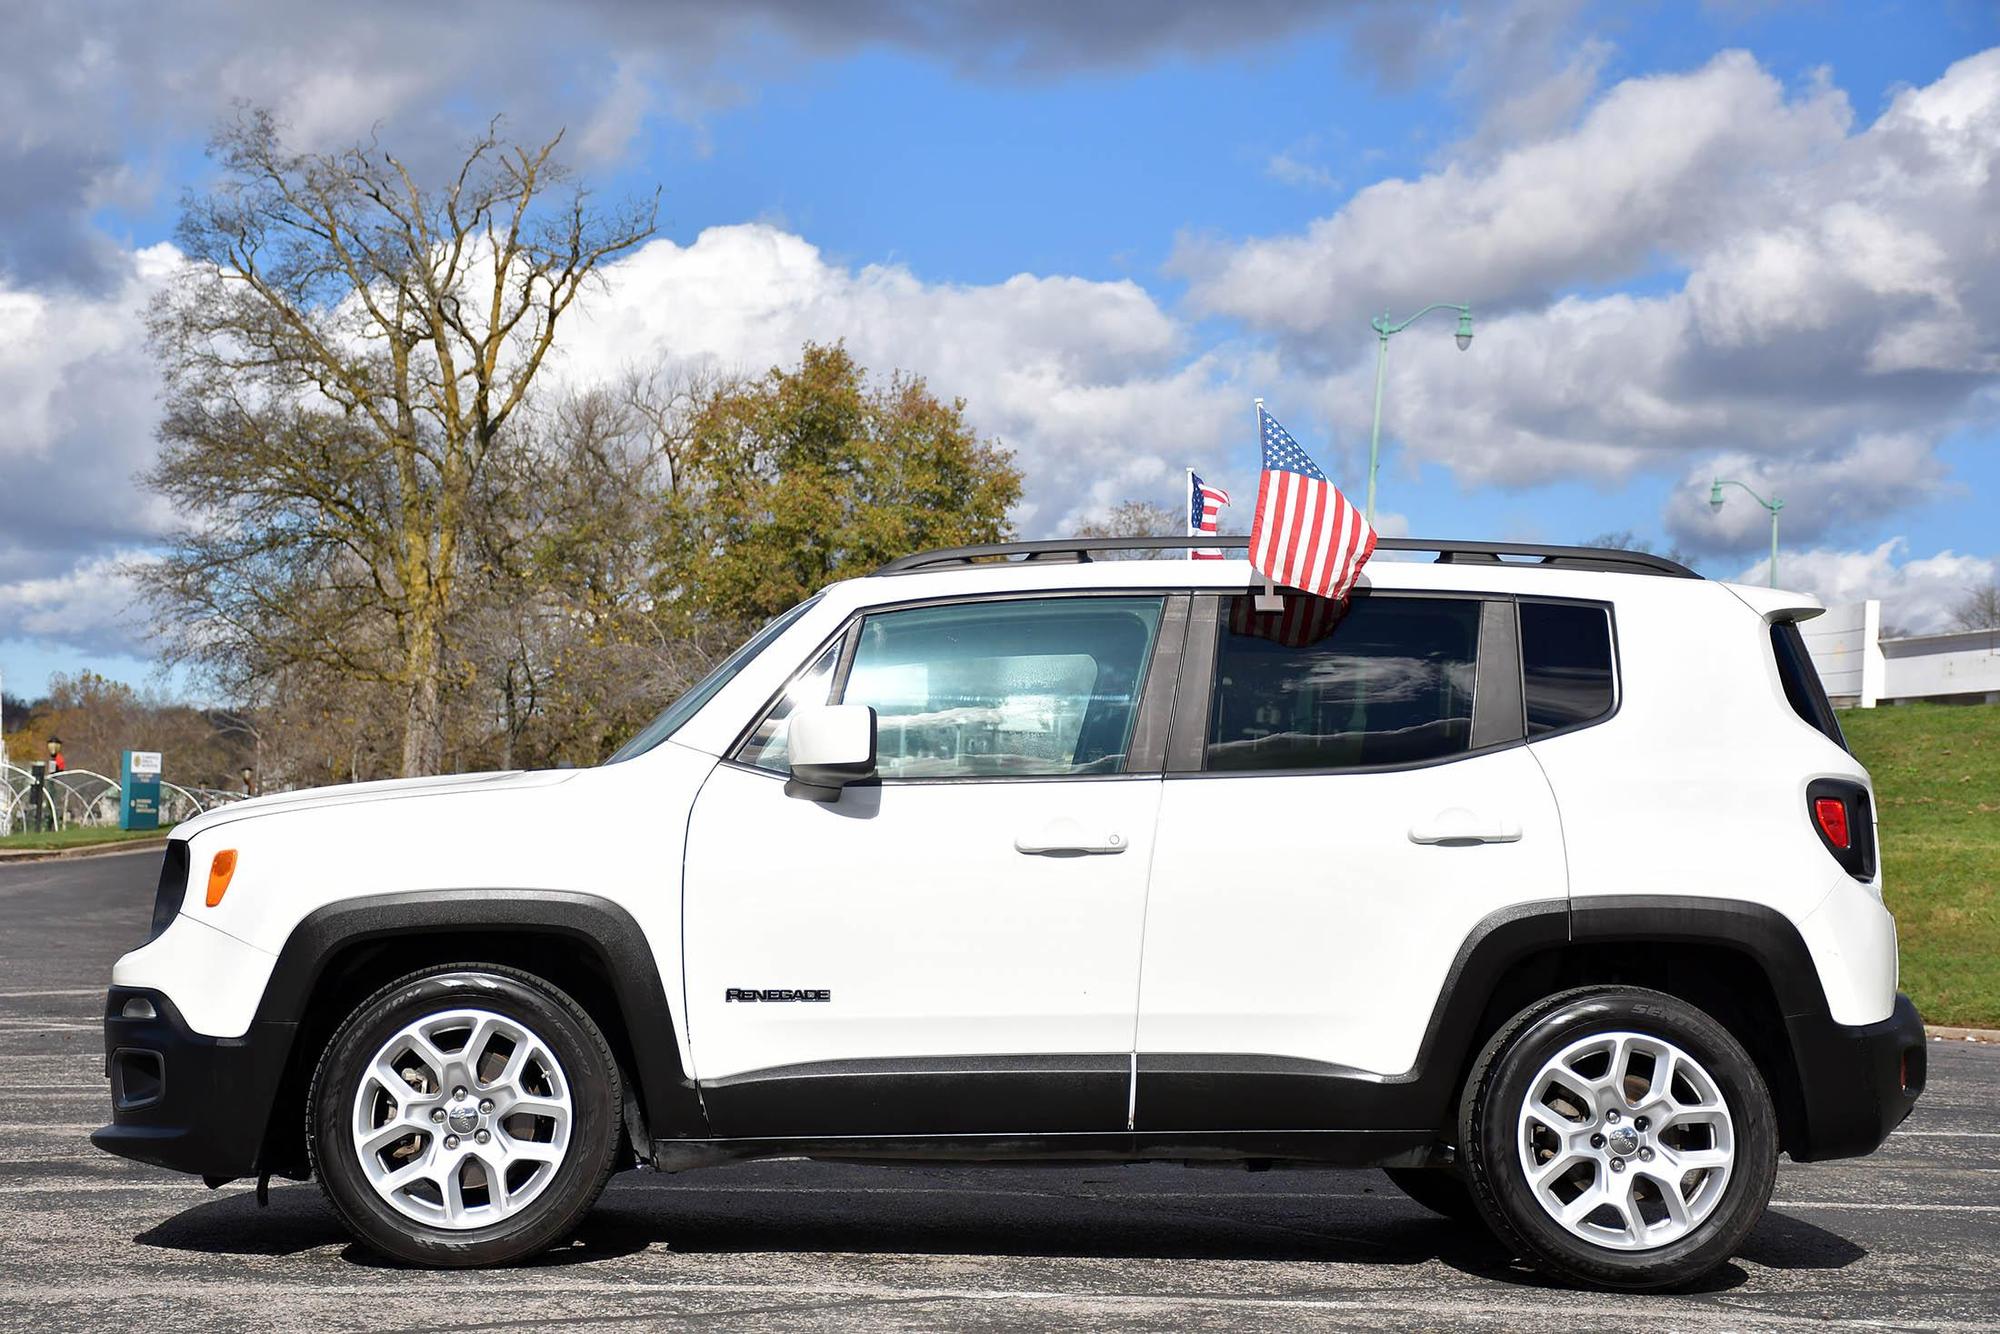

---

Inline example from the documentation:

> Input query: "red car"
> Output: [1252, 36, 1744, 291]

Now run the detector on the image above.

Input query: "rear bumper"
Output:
[1785, 991, 1926, 1162]
[90, 986, 295, 1181]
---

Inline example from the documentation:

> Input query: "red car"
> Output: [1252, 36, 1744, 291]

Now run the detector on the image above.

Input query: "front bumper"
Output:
[1785, 991, 1927, 1162]
[90, 986, 296, 1181]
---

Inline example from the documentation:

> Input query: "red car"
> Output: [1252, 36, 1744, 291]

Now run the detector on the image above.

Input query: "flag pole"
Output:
[1251, 398, 1283, 612]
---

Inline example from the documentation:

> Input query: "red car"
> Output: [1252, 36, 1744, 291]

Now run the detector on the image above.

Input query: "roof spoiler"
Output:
[1726, 583, 1825, 624]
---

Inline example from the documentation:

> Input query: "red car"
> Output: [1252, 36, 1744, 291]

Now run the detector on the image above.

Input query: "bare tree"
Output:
[1949, 581, 2000, 632]
[141, 109, 656, 776]
[1581, 530, 1702, 572]
[1076, 499, 1184, 558]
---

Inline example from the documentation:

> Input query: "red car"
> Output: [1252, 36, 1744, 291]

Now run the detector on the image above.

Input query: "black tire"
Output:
[308, 964, 622, 1267]
[1383, 1167, 1481, 1226]
[1458, 986, 1777, 1291]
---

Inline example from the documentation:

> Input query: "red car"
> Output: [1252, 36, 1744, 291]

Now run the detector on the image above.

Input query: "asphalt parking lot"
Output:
[2, 848, 1996, 1331]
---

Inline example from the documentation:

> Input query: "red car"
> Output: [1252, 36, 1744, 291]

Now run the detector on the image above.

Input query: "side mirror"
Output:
[786, 704, 877, 801]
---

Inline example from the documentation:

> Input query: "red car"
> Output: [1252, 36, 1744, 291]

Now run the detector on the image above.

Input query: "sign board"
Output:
[121, 751, 163, 831]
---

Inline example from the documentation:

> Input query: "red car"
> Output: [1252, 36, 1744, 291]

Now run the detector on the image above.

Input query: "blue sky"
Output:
[4, 0, 1999, 699]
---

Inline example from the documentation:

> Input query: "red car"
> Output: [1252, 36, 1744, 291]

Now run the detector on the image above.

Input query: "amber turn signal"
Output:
[206, 849, 238, 907]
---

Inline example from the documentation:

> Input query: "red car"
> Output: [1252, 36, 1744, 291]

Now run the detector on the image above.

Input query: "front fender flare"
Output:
[259, 889, 708, 1143]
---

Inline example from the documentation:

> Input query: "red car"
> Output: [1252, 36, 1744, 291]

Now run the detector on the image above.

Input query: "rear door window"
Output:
[1205, 594, 1480, 771]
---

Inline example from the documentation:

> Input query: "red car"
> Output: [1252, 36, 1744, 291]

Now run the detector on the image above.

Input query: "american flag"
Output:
[1187, 469, 1230, 560]
[1227, 591, 1349, 648]
[1248, 404, 1376, 600]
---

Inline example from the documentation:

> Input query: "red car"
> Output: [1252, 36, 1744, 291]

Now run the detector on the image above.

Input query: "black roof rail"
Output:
[873, 535, 1700, 579]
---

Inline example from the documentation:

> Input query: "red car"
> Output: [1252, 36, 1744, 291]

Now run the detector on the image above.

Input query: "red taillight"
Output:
[1814, 797, 1850, 849]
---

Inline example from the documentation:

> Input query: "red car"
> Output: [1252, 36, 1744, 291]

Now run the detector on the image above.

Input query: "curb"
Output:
[0, 837, 171, 864]
[1926, 1025, 2000, 1044]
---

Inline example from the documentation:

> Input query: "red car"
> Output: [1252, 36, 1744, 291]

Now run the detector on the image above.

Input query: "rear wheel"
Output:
[1459, 986, 1777, 1290]
[308, 965, 622, 1266]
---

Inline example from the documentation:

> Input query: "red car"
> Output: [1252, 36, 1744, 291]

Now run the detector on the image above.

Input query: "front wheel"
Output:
[1458, 986, 1778, 1290]
[308, 965, 623, 1266]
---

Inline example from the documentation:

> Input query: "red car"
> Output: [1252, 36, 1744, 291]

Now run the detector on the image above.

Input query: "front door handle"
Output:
[1409, 808, 1522, 845]
[1015, 817, 1128, 856]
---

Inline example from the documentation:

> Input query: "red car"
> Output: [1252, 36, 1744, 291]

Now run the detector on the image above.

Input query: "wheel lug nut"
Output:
[430, 1108, 445, 1123]
[453, 1087, 467, 1100]
[479, 1099, 494, 1114]
[1635, 1116, 1649, 1131]
[475, 1129, 490, 1144]
[1639, 1147, 1654, 1161]
[1610, 1157, 1626, 1173]
[1605, 1109, 1620, 1123]
[444, 1134, 459, 1149]
[1590, 1133, 1606, 1149]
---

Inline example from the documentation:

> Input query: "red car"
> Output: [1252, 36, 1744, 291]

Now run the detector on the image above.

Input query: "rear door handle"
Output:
[1015, 817, 1128, 856]
[1408, 808, 1522, 845]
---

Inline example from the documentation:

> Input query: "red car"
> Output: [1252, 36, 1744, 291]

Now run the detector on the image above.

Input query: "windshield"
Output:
[604, 596, 823, 763]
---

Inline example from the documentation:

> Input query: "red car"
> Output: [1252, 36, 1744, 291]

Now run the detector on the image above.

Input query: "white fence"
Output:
[1806, 602, 2000, 708]
[1, 761, 248, 835]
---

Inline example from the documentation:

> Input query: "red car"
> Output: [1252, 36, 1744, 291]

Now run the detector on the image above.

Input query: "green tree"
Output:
[663, 343, 1022, 628]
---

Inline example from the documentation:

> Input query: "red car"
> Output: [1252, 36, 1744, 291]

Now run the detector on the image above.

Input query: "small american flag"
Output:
[1249, 404, 1375, 600]
[1187, 469, 1230, 560]
[1228, 591, 1349, 648]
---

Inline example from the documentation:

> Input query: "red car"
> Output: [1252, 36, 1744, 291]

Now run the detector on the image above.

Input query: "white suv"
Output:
[95, 537, 1925, 1289]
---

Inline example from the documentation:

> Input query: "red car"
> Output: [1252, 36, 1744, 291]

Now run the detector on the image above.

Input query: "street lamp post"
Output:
[1366, 304, 1474, 524]
[1709, 477, 1784, 587]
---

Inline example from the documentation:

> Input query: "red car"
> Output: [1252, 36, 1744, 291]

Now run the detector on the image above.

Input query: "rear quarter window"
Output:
[1519, 601, 1617, 736]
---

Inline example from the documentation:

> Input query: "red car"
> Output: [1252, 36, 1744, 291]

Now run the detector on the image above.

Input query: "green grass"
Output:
[0, 825, 175, 852]
[1844, 702, 2000, 1028]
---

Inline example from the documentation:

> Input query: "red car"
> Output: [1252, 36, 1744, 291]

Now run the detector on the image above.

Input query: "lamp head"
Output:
[1454, 310, 1473, 351]
[1709, 480, 1725, 509]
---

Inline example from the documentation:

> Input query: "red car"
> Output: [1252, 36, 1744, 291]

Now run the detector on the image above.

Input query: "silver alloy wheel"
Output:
[1516, 1030, 1735, 1251]
[350, 1007, 574, 1230]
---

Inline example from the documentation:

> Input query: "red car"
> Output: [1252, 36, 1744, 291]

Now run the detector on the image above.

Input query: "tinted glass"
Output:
[605, 595, 821, 762]
[1772, 623, 1847, 749]
[737, 637, 844, 772]
[1207, 594, 1479, 771]
[1520, 601, 1616, 735]
[841, 597, 1164, 778]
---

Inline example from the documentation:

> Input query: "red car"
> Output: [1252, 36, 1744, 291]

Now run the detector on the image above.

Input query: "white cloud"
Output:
[1, 222, 1272, 662]
[1175, 51, 1853, 335]
[1266, 137, 1340, 190]
[1174, 47, 2000, 565]
[1663, 435, 1952, 554]
[1735, 539, 1996, 635]
[1, 0, 1368, 288]
[0, 552, 155, 659]
[557, 224, 1264, 530]
[0, 246, 178, 583]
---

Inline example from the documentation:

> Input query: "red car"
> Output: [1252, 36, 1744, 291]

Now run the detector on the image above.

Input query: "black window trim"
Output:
[1770, 620, 1848, 752]
[724, 624, 857, 772]
[1515, 594, 1625, 744]
[722, 588, 1189, 784]
[1169, 588, 1527, 780]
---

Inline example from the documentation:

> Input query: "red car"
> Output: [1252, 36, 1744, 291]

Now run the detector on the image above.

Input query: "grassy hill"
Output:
[1844, 702, 2000, 1028]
